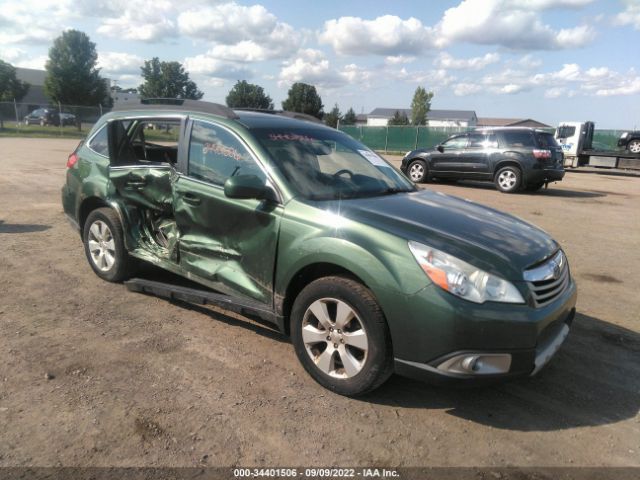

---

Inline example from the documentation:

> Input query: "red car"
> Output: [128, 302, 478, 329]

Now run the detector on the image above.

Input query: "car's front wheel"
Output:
[290, 276, 393, 396]
[407, 159, 428, 183]
[495, 165, 522, 193]
[83, 208, 134, 282]
[627, 139, 640, 154]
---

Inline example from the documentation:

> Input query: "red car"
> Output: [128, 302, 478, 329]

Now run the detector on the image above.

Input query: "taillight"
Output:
[533, 149, 551, 159]
[66, 153, 78, 168]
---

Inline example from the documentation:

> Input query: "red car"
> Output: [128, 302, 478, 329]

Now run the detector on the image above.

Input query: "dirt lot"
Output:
[1, 138, 639, 468]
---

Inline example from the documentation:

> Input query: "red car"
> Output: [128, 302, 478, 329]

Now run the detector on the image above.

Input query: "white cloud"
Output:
[478, 62, 640, 97]
[319, 15, 435, 56]
[544, 87, 566, 98]
[453, 82, 483, 96]
[435, 0, 595, 50]
[0, 0, 76, 45]
[0, 47, 26, 64]
[517, 54, 543, 69]
[183, 54, 253, 80]
[97, 1, 176, 42]
[613, 0, 640, 30]
[98, 52, 143, 75]
[177, 3, 301, 61]
[14, 55, 48, 70]
[435, 52, 500, 70]
[385, 55, 416, 65]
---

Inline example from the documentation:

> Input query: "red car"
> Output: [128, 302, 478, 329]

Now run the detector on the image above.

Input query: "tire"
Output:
[83, 208, 134, 282]
[494, 165, 522, 193]
[290, 276, 393, 396]
[627, 139, 640, 154]
[525, 182, 545, 192]
[407, 159, 428, 183]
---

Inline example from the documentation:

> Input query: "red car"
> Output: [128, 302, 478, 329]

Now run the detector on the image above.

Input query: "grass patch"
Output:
[0, 121, 88, 139]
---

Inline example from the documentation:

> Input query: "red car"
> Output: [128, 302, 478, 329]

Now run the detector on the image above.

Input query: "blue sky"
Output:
[0, 0, 638, 128]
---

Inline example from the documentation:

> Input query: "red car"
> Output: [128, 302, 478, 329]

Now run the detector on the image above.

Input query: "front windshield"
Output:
[252, 127, 415, 200]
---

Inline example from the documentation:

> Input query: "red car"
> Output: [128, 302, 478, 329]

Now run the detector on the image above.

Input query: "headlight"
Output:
[404, 151, 412, 158]
[408, 241, 525, 304]
[621, 132, 629, 138]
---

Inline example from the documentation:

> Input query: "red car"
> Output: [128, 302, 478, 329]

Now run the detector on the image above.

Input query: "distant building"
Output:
[476, 117, 550, 128]
[14, 68, 49, 116]
[367, 108, 477, 127]
[112, 90, 140, 108]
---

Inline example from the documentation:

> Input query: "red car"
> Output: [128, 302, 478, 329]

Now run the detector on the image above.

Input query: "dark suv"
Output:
[617, 131, 640, 153]
[401, 128, 565, 193]
[62, 100, 576, 395]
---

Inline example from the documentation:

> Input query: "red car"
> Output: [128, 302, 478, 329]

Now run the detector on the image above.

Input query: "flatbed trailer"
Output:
[555, 121, 640, 170]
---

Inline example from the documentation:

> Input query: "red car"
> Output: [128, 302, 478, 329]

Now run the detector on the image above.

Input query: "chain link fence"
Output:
[0, 101, 109, 137]
[338, 125, 626, 153]
[0, 102, 628, 152]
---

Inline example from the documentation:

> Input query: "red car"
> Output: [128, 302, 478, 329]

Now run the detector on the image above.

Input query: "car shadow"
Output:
[132, 263, 288, 344]
[362, 312, 639, 432]
[0, 220, 51, 233]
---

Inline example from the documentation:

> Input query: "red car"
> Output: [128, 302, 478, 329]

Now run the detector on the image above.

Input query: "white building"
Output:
[366, 108, 477, 127]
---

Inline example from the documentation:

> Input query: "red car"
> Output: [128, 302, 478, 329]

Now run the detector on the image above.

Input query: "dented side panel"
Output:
[173, 175, 283, 305]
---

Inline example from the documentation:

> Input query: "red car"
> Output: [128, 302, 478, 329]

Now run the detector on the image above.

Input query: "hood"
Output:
[319, 189, 558, 281]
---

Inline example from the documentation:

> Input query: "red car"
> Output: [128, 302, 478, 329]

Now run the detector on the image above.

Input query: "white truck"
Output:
[555, 121, 640, 170]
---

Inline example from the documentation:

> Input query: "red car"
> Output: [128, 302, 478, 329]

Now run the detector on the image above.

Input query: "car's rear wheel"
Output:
[495, 166, 522, 193]
[407, 159, 428, 183]
[83, 208, 134, 282]
[627, 139, 640, 154]
[290, 276, 393, 396]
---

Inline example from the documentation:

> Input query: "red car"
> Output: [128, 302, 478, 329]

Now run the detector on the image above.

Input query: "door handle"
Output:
[183, 193, 201, 206]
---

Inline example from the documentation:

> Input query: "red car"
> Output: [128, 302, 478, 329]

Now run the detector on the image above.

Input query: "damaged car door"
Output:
[108, 118, 183, 260]
[173, 119, 282, 304]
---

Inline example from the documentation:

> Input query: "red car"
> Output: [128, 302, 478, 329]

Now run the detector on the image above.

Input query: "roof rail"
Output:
[114, 98, 239, 119]
[234, 107, 323, 124]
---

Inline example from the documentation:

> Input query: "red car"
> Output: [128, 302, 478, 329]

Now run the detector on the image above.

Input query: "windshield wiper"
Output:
[378, 187, 412, 196]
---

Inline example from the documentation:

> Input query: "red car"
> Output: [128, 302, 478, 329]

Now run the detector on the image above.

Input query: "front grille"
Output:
[524, 251, 570, 307]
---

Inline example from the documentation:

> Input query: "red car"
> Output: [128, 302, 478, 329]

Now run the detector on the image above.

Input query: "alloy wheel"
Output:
[498, 170, 517, 190]
[628, 140, 640, 154]
[87, 220, 116, 271]
[409, 162, 425, 181]
[301, 298, 369, 378]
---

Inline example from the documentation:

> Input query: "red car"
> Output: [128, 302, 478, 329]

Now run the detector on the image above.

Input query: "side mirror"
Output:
[224, 174, 275, 201]
[436, 145, 444, 153]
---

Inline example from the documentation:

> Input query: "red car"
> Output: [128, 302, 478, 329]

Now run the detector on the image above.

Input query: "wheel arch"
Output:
[493, 158, 524, 177]
[279, 262, 371, 336]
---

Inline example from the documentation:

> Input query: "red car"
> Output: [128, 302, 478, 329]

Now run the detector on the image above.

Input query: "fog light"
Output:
[437, 353, 512, 375]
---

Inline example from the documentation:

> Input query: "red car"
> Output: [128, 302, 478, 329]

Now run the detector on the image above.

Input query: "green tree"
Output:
[44, 30, 109, 107]
[388, 110, 409, 126]
[0, 60, 30, 129]
[138, 57, 203, 100]
[281, 82, 323, 119]
[324, 103, 342, 128]
[410, 86, 433, 125]
[225, 80, 273, 109]
[342, 107, 357, 125]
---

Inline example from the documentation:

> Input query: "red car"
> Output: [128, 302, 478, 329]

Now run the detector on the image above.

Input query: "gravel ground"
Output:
[0, 138, 638, 468]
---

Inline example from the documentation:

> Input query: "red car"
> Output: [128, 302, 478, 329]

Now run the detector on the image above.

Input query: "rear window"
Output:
[501, 130, 536, 148]
[535, 132, 559, 148]
[87, 125, 109, 156]
[556, 126, 576, 139]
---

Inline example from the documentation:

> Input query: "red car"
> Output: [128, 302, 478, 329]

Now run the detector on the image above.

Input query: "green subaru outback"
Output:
[62, 99, 577, 396]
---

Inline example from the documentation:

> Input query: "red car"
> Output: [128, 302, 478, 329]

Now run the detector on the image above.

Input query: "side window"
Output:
[442, 135, 468, 150]
[88, 125, 109, 156]
[188, 121, 265, 186]
[502, 130, 536, 148]
[467, 133, 487, 148]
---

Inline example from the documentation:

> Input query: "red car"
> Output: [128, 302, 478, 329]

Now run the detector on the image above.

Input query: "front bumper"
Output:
[390, 277, 577, 385]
